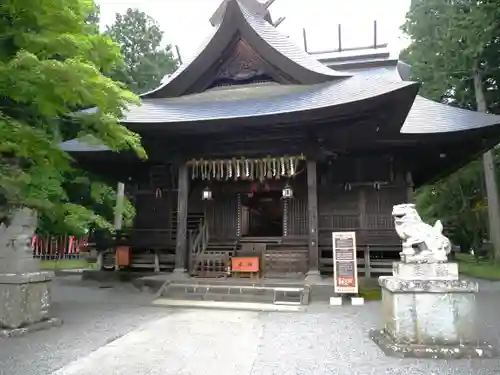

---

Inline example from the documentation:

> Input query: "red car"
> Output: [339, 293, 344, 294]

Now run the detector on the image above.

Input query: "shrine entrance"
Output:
[241, 189, 283, 237]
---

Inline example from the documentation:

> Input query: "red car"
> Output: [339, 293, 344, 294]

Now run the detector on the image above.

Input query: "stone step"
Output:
[152, 299, 305, 312]
[163, 292, 273, 304]
[165, 284, 275, 295]
[158, 282, 307, 305]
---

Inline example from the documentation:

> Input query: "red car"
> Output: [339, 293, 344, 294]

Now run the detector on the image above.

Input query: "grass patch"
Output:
[455, 253, 500, 281]
[359, 277, 382, 300]
[40, 258, 95, 271]
[359, 287, 382, 301]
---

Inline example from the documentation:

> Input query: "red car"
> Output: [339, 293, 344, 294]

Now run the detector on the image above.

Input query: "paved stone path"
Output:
[2, 276, 500, 375]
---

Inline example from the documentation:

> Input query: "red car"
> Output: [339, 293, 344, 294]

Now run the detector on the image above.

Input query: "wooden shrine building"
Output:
[63, 0, 500, 278]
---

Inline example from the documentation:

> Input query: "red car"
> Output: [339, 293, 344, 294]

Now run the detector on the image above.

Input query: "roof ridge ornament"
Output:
[210, 0, 271, 27]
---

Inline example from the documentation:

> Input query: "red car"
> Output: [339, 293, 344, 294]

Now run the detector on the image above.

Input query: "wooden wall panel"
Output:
[133, 191, 175, 230]
[364, 186, 407, 230]
[288, 194, 307, 236]
[317, 156, 408, 256]
[318, 185, 407, 249]
[318, 186, 359, 231]
[206, 194, 238, 239]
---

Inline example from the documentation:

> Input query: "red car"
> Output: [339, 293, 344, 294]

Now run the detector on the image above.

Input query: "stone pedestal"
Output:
[0, 272, 62, 337]
[370, 262, 499, 359]
[0, 209, 62, 337]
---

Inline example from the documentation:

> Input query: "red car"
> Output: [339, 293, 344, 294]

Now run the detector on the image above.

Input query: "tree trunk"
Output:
[473, 61, 500, 263]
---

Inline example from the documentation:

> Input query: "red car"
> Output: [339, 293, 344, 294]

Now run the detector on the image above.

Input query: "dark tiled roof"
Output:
[142, 0, 349, 98]
[120, 76, 416, 124]
[402, 96, 500, 134]
[237, 2, 346, 79]
[140, 27, 219, 98]
[210, 0, 270, 26]
[59, 138, 110, 152]
[334, 63, 500, 134]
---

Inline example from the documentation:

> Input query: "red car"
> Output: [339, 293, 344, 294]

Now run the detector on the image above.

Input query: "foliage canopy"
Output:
[0, 0, 145, 234]
[402, 0, 500, 252]
[106, 8, 180, 94]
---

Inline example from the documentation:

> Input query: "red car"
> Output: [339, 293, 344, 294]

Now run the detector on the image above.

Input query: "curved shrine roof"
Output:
[340, 64, 500, 134]
[61, 0, 500, 188]
[142, 0, 350, 99]
[118, 78, 417, 125]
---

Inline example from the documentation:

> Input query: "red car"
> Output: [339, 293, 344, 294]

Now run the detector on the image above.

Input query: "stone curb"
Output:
[54, 269, 87, 276]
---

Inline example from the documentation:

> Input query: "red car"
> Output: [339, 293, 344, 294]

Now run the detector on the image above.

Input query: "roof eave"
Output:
[120, 82, 420, 135]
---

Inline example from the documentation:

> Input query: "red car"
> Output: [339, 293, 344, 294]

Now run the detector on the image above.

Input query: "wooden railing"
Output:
[320, 244, 400, 277]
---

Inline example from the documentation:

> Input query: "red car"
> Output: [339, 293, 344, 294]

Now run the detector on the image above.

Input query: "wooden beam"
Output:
[306, 160, 319, 274]
[175, 164, 189, 273]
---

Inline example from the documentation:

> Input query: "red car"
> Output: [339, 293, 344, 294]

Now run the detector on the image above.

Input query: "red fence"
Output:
[32, 234, 88, 260]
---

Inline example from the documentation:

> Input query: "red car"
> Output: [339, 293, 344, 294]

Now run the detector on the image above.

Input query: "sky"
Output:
[96, 0, 412, 59]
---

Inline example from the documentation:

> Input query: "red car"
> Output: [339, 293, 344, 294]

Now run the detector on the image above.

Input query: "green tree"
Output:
[0, 0, 145, 233]
[106, 8, 180, 94]
[415, 159, 488, 252]
[402, 0, 500, 261]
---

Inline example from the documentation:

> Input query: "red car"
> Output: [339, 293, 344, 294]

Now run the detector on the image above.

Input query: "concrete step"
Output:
[152, 299, 305, 312]
[165, 284, 274, 295]
[158, 282, 307, 305]
[163, 292, 273, 304]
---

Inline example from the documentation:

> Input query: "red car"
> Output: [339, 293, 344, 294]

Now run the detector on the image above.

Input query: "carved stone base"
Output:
[0, 272, 56, 330]
[392, 261, 459, 280]
[379, 276, 478, 345]
[0, 317, 63, 338]
[371, 271, 499, 358]
[370, 329, 500, 359]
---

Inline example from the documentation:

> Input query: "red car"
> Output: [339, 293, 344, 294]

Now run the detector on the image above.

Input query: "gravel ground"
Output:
[0, 275, 169, 375]
[2, 275, 500, 375]
[252, 300, 500, 375]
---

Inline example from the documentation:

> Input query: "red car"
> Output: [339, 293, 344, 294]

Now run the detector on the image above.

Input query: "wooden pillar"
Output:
[358, 188, 370, 277]
[113, 182, 125, 271]
[175, 163, 189, 274]
[405, 171, 414, 203]
[306, 160, 320, 277]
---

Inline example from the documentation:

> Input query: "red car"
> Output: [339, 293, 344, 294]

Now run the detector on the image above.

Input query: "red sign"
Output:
[231, 257, 260, 273]
[332, 232, 359, 294]
[337, 277, 355, 287]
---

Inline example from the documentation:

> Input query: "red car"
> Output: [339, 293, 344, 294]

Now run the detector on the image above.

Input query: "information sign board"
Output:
[332, 231, 359, 294]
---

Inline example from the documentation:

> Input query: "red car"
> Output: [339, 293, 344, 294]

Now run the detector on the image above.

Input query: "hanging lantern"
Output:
[202, 186, 213, 201]
[282, 184, 293, 199]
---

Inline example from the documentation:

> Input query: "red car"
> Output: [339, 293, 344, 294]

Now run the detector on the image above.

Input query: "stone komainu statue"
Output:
[0, 208, 39, 273]
[391, 203, 451, 263]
